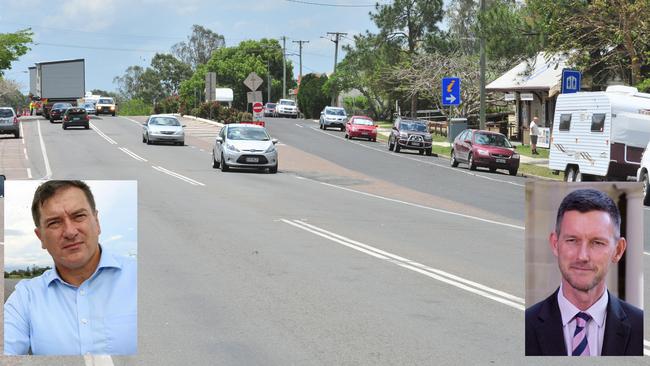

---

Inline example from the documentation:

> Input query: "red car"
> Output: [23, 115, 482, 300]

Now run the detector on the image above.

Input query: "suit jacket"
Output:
[525, 288, 643, 356]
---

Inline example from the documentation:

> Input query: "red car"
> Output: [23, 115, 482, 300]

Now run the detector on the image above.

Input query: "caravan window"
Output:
[559, 114, 571, 131]
[591, 113, 605, 132]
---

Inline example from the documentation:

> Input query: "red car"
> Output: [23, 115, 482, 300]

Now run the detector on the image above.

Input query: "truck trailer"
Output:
[29, 59, 85, 119]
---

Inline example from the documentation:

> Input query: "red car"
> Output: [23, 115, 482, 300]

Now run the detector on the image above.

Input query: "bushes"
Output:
[184, 101, 248, 123]
[153, 96, 180, 114]
[118, 99, 152, 116]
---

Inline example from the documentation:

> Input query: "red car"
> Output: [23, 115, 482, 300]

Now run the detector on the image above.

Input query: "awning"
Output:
[486, 53, 569, 92]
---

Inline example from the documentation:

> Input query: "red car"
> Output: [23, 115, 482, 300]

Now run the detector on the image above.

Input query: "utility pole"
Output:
[479, 0, 485, 130]
[292, 40, 309, 84]
[266, 60, 271, 103]
[325, 32, 347, 106]
[281, 36, 287, 99]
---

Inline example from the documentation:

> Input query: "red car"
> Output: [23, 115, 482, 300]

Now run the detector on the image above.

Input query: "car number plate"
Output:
[411, 142, 422, 147]
[496, 158, 506, 163]
[246, 157, 260, 163]
[361, 132, 368, 135]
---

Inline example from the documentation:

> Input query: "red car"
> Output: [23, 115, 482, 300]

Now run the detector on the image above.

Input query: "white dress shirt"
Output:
[557, 283, 608, 356]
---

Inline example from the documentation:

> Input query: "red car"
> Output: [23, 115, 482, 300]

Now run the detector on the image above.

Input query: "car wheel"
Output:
[388, 138, 394, 151]
[14, 132, 20, 139]
[142, 135, 146, 143]
[112, 112, 116, 116]
[212, 153, 220, 169]
[426, 149, 432, 156]
[394, 142, 401, 153]
[419, 149, 425, 155]
[642, 171, 650, 206]
[468, 153, 476, 170]
[509, 168, 518, 176]
[178, 141, 184, 146]
[372, 138, 376, 142]
[85, 124, 89, 130]
[146, 135, 152, 145]
[319, 122, 323, 130]
[50, 118, 54, 123]
[344, 133, 348, 139]
[62, 124, 67, 130]
[340, 126, 345, 132]
[269, 164, 278, 174]
[450, 150, 459, 167]
[489, 167, 496, 173]
[220, 153, 229, 172]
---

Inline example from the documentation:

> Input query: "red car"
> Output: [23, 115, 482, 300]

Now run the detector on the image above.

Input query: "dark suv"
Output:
[62, 107, 90, 130]
[388, 117, 432, 155]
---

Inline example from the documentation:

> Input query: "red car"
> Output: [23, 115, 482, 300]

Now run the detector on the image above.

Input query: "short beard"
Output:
[560, 265, 602, 293]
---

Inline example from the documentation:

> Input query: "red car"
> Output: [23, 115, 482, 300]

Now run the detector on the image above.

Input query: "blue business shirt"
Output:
[4, 247, 137, 355]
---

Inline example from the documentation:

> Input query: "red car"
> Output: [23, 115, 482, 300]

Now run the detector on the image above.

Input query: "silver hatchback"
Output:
[212, 123, 278, 173]
[0, 107, 20, 138]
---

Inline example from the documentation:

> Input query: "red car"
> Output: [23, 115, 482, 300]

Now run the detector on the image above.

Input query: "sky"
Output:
[4, 180, 138, 271]
[0, 0, 400, 95]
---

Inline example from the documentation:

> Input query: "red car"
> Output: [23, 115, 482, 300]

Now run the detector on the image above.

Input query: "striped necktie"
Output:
[572, 312, 592, 356]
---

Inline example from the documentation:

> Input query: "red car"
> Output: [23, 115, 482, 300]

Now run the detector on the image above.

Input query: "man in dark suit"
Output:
[525, 189, 643, 356]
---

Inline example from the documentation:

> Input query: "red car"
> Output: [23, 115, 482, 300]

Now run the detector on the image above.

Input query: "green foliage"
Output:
[118, 99, 152, 116]
[479, 1, 541, 62]
[342, 95, 370, 116]
[296, 73, 329, 119]
[0, 28, 33, 76]
[5, 265, 51, 279]
[171, 25, 226, 70]
[153, 96, 181, 114]
[189, 101, 243, 123]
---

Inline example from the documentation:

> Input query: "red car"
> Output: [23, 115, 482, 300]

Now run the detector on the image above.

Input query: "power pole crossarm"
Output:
[292, 40, 309, 84]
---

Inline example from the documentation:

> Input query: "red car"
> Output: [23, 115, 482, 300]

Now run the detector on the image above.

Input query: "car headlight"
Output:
[110, 106, 115, 110]
[265, 145, 276, 153]
[226, 143, 240, 152]
[174, 130, 183, 135]
[477, 149, 489, 156]
[424, 134, 432, 141]
[512, 153, 520, 159]
[399, 132, 408, 138]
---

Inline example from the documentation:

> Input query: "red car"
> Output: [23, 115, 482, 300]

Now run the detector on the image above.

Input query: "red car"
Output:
[345, 116, 378, 142]
[450, 129, 520, 176]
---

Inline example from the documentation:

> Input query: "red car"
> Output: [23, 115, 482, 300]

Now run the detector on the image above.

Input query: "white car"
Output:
[142, 115, 185, 146]
[319, 106, 347, 131]
[275, 99, 298, 118]
[636, 141, 650, 205]
[212, 123, 278, 173]
[81, 102, 96, 115]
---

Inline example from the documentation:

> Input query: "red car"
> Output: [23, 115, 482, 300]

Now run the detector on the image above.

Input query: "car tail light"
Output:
[64, 116, 69, 121]
[13, 117, 18, 125]
[85, 115, 90, 121]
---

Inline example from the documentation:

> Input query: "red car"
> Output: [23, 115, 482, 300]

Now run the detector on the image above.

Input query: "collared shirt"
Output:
[4, 247, 137, 355]
[529, 121, 539, 136]
[557, 283, 608, 356]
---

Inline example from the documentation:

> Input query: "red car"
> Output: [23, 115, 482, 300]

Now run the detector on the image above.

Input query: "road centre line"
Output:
[308, 125, 525, 187]
[89, 122, 117, 144]
[118, 147, 147, 162]
[295, 175, 524, 230]
[26, 168, 32, 179]
[20, 122, 25, 144]
[36, 120, 53, 179]
[23, 148, 28, 160]
[281, 219, 525, 310]
[152, 166, 205, 186]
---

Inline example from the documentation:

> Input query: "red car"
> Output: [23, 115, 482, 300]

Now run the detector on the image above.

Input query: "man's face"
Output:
[34, 186, 101, 272]
[550, 210, 626, 293]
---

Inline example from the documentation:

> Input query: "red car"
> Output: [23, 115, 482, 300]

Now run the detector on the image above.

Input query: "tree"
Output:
[150, 53, 192, 95]
[297, 73, 329, 119]
[113, 66, 145, 100]
[370, 0, 444, 116]
[0, 78, 26, 109]
[172, 25, 226, 70]
[0, 29, 33, 76]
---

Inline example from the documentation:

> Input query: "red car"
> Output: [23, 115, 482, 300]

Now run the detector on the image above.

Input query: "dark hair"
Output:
[555, 189, 621, 239]
[31, 180, 96, 227]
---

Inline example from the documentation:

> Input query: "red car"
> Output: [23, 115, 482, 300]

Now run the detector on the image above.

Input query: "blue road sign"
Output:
[561, 69, 581, 94]
[442, 77, 461, 106]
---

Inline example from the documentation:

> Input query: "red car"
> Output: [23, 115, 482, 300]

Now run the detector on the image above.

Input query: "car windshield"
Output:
[99, 99, 114, 104]
[150, 117, 180, 126]
[0, 109, 14, 117]
[352, 118, 373, 126]
[326, 109, 345, 116]
[84, 103, 94, 108]
[474, 133, 512, 148]
[266, 103, 276, 108]
[66, 108, 86, 115]
[280, 100, 295, 106]
[401, 122, 427, 132]
[53, 103, 72, 108]
[227, 127, 270, 141]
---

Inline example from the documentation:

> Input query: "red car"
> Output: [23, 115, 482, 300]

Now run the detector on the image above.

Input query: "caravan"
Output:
[548, 86, 650, 181]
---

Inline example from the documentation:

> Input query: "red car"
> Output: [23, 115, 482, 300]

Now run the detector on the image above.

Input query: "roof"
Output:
[486, 53, 569, 92]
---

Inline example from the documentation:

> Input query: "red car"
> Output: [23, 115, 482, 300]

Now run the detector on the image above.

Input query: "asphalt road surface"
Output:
[0, 115, 648, 365]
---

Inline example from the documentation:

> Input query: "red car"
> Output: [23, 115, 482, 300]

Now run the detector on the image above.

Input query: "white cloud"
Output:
[42, 0, 121, 31]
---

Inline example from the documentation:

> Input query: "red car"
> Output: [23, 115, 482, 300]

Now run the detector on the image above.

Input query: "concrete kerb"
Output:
[180, 115, 224, 128]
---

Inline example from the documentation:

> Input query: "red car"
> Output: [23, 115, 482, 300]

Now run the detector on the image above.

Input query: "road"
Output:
[0, 114, 648, 365]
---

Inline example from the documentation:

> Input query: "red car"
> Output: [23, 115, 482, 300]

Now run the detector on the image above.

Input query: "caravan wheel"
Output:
[642, 171, 650, 206]
[564, 166, 582, 182]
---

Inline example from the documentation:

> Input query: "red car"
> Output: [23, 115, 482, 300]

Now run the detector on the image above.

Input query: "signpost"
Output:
[252, 101, 264, 121]
[561, 69, 581, 94]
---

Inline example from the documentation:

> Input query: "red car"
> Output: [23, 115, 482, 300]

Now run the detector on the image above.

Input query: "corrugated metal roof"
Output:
[486, 53, 569, 92]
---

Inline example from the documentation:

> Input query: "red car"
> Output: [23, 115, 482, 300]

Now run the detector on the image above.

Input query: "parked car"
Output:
[345, 116, 377, 141]
[96, 97, 117, 116]
[319, 106, 347, 131]
[450, 129, 520, 176]
[275, 99, 298, 118]
[62, 107, 90, 130]
[0, 107, 20, 138]
[142, 115, 185, 145]
[388, 117, 432, 155]
[49, 102, 73, 123]
[81, 102, 96, 115]
[636, 140, 650, 205]
[212, 123, 278, 173]
[264, 103, 276, 117]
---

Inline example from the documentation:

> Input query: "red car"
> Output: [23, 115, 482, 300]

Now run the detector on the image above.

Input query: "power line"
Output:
[285, 0, 377, 7]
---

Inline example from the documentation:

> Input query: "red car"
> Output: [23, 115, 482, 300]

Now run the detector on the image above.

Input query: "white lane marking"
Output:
[295, 175, 524, 230]
[90, 122, 117, 144]
[26, 168, 32, 179]
[23, 148, 28, 160]
[20, 122, 25, 144]
[645, 252, 649, 256]
[36, 120, 52, 179]
[124, 117, 143, 126]
[311, 127, 525, 187]
[282, 219, 525, 310]
[118, 147, 148, 162]
[295, 124, 303, 128]
[84, 354, 114, 366]
[151, 166, 205, 186]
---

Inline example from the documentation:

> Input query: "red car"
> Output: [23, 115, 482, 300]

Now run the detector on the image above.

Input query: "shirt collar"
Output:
[557, 283, 608, 328]
[45, 245, 122, 287]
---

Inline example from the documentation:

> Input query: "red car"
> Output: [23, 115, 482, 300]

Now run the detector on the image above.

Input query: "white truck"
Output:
[548, 85, 650, 181]
[30, 59, 85, 119]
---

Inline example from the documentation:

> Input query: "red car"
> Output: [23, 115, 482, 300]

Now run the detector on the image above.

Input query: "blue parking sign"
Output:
[442, 77, 461, 106]
[561, 69, 581, 94]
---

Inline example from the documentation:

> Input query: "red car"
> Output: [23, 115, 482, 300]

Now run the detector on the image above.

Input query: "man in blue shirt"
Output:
[4, 180, 137, 355]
